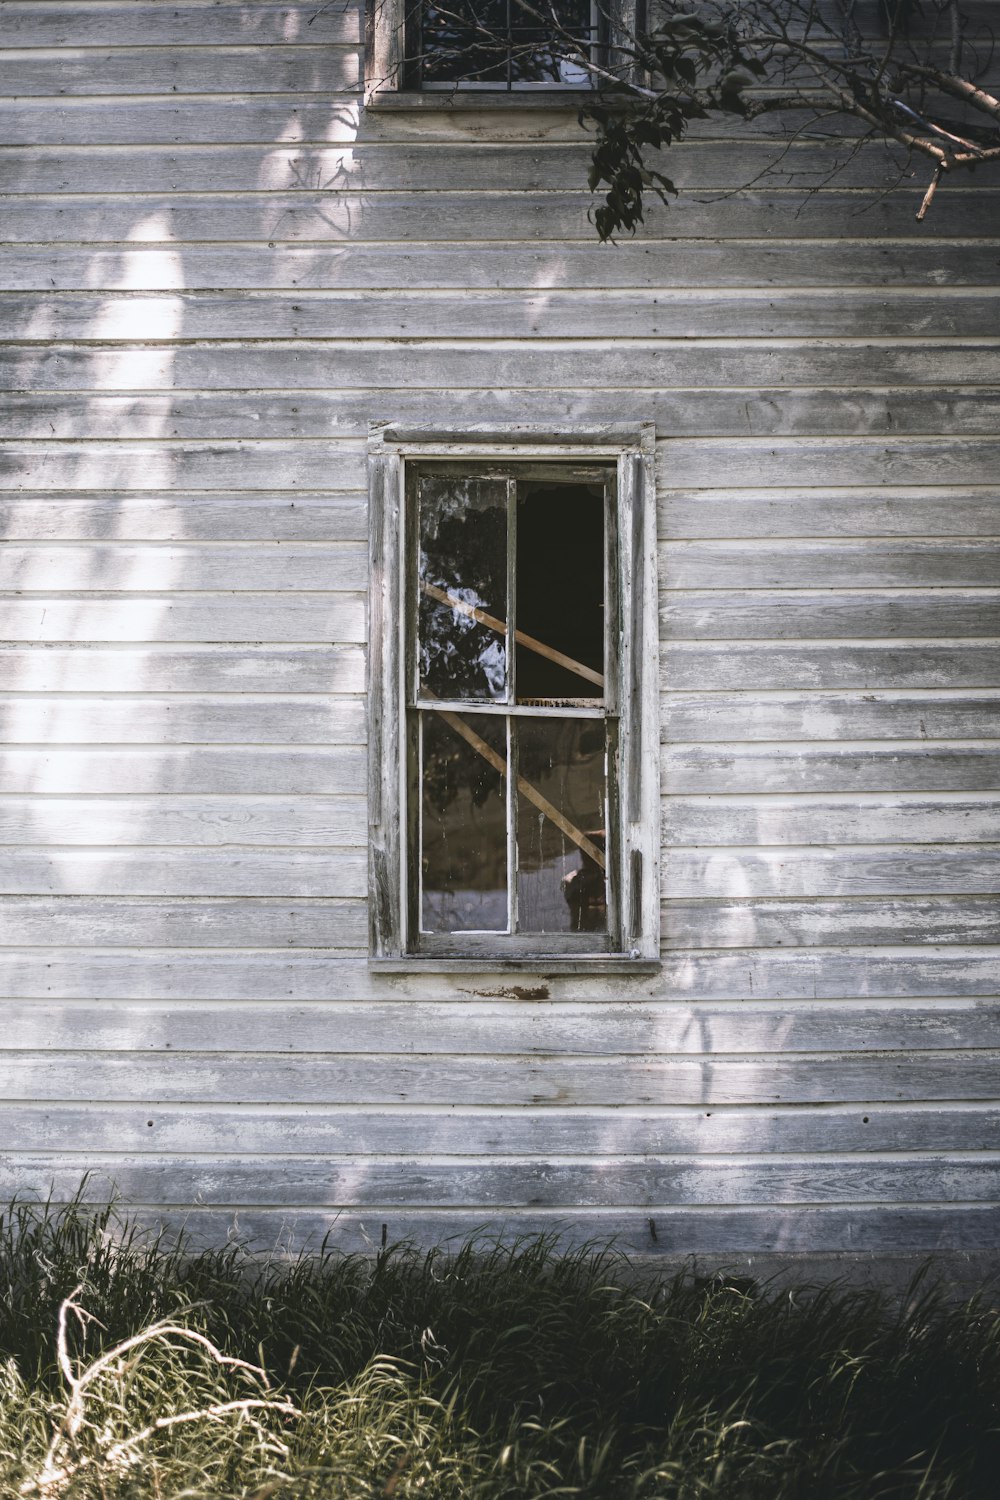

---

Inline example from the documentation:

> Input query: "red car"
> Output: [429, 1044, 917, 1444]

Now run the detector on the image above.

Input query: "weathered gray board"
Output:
[0, 0, 997, 1267]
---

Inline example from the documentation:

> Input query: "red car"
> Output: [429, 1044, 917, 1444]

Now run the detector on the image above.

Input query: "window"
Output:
[368, 430, 659, 967]
[365, 1, 644, 101]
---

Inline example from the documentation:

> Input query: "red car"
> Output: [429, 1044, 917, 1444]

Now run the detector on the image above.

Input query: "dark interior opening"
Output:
[515, 479, 605, 701]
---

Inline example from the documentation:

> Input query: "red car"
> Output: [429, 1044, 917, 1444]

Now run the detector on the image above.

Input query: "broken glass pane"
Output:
[516, 717, 607, 933]
[516, 479, 605, 701]
[421, 710, 508, 932]
[418, 474, 508, 701]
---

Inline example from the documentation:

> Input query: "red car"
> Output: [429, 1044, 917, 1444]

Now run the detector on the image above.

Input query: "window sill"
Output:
[369, 956, 662, 975]
[365, 89, 600, 110]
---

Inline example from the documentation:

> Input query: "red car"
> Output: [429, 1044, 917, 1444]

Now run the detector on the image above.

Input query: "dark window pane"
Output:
[421, 710, 508, 932]
[419, 0, 597, 87]
[515, 479, 605, 701]
[516, 718, 607, 933]
[418, 475, 508, 701]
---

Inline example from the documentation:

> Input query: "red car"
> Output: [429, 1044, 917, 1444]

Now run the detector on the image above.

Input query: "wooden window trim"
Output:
[364, 1, 646, 105]
[367, 425, 660, 969]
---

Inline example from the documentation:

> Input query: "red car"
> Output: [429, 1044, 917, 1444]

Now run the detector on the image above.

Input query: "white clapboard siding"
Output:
[1, 0, 997, 1263]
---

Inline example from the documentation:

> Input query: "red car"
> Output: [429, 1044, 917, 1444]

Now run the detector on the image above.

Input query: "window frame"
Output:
[364, 1, 646, 105]
[367, 426, 660, 971]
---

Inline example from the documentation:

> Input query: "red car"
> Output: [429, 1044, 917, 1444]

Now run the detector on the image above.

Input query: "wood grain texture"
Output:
[2, 950, 996, 1001]
[3, 1155, 998, 1209]
[663, 796, 1000, 847]
[8, 242, 1000, 289]
[662, 744, 1000, 793]
[2, 189, 995, 242]
[0, 647, 366, 690]
[5, 290, 1000, 342]
[3, 4, 360, 48]
[661, 591, 1000, 640]
[0, 603, 368, 646]
[7, 342, 1000, 391]
[661, 645, 1000, 691]
[4, 1102, 998, 1157]
[0, 697, 366, 745]
[2, 1051, 997, 1106]
[0, 796, 366, 848]
[0, 897, 367, 949]
[663, 849, 1000, 899]
[662, 692, 1000, 742]
[3, 394, 1000, 446]
[0, 48, 359, 97]
[0, 747, 365, 795]
[3, 999, 996, 1055]
[662, 896, 1000, 948]
[0, 494, 367, 540]
[118, 1205, 1000, 1255]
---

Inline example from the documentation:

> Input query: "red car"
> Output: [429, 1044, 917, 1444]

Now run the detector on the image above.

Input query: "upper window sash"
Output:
[365, 1, 646, 103]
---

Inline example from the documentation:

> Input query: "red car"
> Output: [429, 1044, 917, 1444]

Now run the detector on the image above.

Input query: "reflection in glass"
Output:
[516, 718, 607, 933]
[418, 475, 507, 701]
[421, 711, 508, 932]
[418, 1, 597, 87]
[516, 479, 605, 700]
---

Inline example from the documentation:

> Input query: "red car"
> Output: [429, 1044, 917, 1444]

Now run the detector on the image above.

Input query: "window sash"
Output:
[367, 429, 659, 967]
[405, 1, 605, 92]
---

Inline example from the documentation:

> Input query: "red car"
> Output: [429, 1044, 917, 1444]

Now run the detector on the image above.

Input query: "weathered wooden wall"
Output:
[1, 0, 998, 1267]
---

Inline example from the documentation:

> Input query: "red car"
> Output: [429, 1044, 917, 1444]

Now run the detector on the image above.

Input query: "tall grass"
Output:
[0, 1195, 997, 1497]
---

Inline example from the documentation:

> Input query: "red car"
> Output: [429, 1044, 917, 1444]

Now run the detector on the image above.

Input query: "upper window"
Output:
[366, 1, 643, 101]
[407, 1, 602, 90]
[368, 432, 659, 967]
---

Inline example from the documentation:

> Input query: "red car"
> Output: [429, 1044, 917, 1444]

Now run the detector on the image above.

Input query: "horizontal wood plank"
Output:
[2, 189, 995, 242]
[663, 848, 1000, 899]
[8, 241, 1000, 290]
[1, 949, 995, 1001]
[663, 797, 1000, 847]
[0, 897, 367, 949]
[663, 896, 1000, 948]
[661, 591, 1000, 640]
[661, 539, 1000, 588]
[3, 1155, 998, 1209]
[126, 1204, 1000, 1255]
[0, 697, 366, 746]
[4, 1101, 998, 1157]
[0, 603, 367, 646]
[663, 488, 1000, 538]
[0, 493, 367, 540]
[3, 999, 996, 1055]
[2, 1050, 997, 1105]
[661, 644, 1000, 691]
[3, 394, 1000, 446]
[0, 747, 364, 794]
[0, 796, 366, 848]
[4, 290, 999, 342]
[2, 541, 366, 589]
[7, 342, 1000, 391]
[663, 692, 1000, 742]
[0, 851, 366, 898]
[0, 47, 358, 97]
[663, 744, 1000, 793]
[0, 445, 365, 493]
[0, 647, 366, 690]
[3, 4, 359, 48]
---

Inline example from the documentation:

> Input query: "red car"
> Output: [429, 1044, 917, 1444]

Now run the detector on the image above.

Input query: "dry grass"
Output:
[0, 1196, 998, 1497]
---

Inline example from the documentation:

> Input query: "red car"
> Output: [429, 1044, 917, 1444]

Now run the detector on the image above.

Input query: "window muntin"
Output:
[408, 461, 617, 955]
[405, 0, 603, 90]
